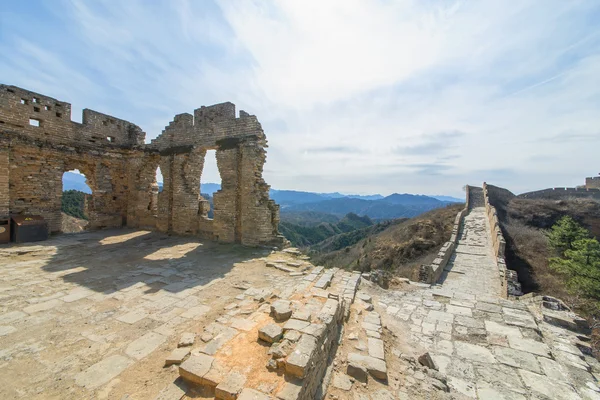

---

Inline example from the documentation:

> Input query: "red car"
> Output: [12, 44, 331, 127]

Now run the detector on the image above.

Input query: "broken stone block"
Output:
[292, 308, 311, 322]
[285, 334, 317, 378]
[178, 332, 195, 347]
[347, 362, 368, 383]
[300, 323, 325, 338]
[268, 339, 294, 359]
[348, 353, 388, 380]
[165, 347, 190, 366]
[179, 354, 214, 385]
[266, 358, 278, 371]
[238, 388, 272, 400]
[258, 323, 283, 344]
[284, 330, 302, 343]
[283, 319, 310, 332]
[215, 371, 246, 400]
[202, 358, 230, 388]
[271, 300, 292, 321]
[418, 352, 438, 370]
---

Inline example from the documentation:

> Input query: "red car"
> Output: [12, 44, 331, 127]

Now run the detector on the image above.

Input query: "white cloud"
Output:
[1, 0, 599, 196]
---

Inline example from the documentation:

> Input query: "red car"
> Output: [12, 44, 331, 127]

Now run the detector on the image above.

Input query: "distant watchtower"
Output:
[586, 174, 600, 189]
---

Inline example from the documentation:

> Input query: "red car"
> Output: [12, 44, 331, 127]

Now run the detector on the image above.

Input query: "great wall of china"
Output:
[1, 86, 599, 399]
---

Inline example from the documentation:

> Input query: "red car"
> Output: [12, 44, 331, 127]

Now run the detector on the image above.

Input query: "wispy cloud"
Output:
[1, 0, 599, 196]
[393, 130, 466, 155]
[304, 146, 362, 154]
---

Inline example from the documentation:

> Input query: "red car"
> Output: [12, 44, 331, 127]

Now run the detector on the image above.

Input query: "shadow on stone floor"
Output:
[2, 228, 271, 295]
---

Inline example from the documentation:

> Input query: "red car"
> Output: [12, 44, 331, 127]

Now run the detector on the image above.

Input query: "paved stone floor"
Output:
[370, 207, 600, 399]
[439, 206, 502, 298]
[0, 229, 304, 399]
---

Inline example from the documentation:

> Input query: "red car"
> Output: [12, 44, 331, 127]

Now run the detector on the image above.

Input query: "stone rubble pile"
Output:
[165, 252, 361, 400]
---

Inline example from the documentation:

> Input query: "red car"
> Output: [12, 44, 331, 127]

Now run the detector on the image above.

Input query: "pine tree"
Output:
[547, 216, 588, 256]
[550, 237, 600, 299]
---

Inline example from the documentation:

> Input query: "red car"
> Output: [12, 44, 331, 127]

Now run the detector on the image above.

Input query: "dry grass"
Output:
[311, 203, 464, 280]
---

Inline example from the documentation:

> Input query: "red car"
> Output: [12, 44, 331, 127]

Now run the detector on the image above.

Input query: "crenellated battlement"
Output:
[0, 84, 145, 148]
[587, 175, 600, 190]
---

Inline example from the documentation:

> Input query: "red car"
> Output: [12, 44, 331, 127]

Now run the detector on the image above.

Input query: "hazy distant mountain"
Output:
[62, 172, 91, 194]
[319, 192, 384, 201]
[431, 195, 463, 203]
[61, 172, 461, 217]
[284, 196, 451, 219]
[381, 193, 444, 206]
[269, 190, 325, 205]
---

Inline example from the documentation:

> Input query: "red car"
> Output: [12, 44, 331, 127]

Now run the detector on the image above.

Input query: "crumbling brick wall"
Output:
[0, 84, 286, 247]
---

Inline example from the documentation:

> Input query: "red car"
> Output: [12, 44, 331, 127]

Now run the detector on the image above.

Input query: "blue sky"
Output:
[1, 0, 599, 197]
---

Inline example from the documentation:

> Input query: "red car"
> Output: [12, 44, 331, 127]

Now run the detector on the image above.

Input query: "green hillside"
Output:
[279, 212, 374, 247]
[62, 190, 87, 220]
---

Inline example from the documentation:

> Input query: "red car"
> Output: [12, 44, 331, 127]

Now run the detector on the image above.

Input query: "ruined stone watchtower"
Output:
[0, 84, 287, 247]
[586, 174, 600, 190]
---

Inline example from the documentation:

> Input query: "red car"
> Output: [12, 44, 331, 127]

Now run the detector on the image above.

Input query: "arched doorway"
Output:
[61, 169, 91, 233]
[199, 150, 221, 219]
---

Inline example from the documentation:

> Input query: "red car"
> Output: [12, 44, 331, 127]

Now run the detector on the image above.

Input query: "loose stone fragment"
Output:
[269, 339, 294, 359]
[357, 293, 372, 303]
[178, 332, 195, 347]
[179, 354, 215, 385]
[347, 362, 368, 383]
[258, 323, 283, 344]
[271, 300, 292, 322]
[284, 330, 302, 343]
[165, 347, 190, 366]
[348, 353, 388, 380]
[418, 352, 438, 370]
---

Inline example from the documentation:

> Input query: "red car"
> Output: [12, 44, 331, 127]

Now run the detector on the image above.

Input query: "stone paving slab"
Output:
[75, 355, 134, 389]
[0, 230, 309, 399]
[374, 205, 600, 399]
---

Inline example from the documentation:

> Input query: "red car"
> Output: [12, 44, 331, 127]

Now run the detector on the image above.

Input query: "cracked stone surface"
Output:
[370, 204, 600, 399]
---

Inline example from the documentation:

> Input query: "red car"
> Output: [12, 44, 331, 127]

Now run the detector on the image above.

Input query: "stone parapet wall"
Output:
[419, 187, 469, 284]
[482, 182, 509, 298]
[518, 186, 600, 200]
[292, 298, 346, 400]
[0, 84, 285, 247]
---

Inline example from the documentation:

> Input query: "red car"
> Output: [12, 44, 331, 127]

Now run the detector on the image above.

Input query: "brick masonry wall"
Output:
[482, 182, 509, 298]
[0, 84, 285, 247]
[419, 187, 469, 284]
